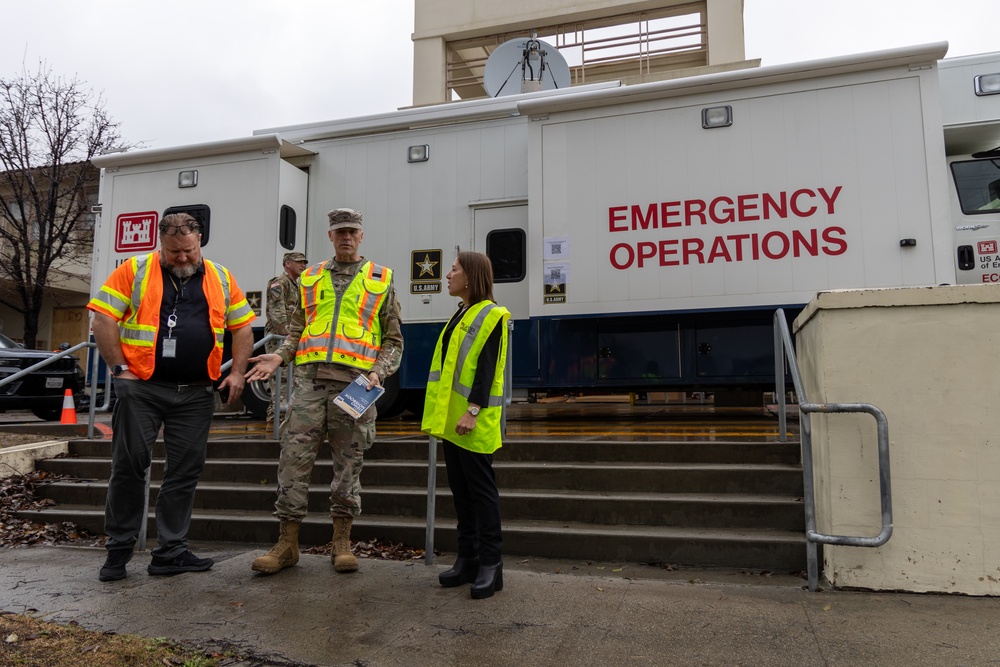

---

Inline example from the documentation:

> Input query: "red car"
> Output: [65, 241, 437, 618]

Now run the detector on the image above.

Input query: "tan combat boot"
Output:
[251, 519, 300, 574]
[332, 516, 358, 573]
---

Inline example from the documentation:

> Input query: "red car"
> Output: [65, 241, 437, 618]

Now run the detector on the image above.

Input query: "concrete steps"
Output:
[21, 436, 808, 570]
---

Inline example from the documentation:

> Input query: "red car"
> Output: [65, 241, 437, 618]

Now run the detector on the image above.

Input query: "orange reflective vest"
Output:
[87, 252, 255, 380]
[296, 260, 393, 370]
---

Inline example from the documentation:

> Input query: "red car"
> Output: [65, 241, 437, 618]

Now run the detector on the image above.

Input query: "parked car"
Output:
[0, 332, 86, 421]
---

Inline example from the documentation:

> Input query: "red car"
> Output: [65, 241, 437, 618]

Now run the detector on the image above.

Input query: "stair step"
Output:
[39, 458, 803, 494]
[18, 505, 807, 570]
[65, 437, 803, 465]
[36, 481, 804, 530]
[23, 434, 808, 571]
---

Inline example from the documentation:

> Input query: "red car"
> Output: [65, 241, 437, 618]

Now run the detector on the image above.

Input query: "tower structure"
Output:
[412, 0, 755, 106]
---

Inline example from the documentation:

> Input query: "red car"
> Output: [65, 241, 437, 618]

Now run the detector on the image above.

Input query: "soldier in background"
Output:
[246, 208, 403, 575]
[263, 251, 308, 423]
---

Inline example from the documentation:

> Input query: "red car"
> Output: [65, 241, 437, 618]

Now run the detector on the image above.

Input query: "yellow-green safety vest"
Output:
[421, 301, 510, 454]
[295, 260, 392, 370]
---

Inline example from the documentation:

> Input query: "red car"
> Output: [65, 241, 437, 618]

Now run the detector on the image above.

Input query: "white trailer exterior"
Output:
[89, 42, 1000, 416]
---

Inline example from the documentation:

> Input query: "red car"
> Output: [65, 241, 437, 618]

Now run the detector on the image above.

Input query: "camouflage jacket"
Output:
[264, 272, 300, 337]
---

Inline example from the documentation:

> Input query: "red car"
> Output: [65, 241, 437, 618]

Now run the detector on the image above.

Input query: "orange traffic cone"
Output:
[59, 388, 77, 424]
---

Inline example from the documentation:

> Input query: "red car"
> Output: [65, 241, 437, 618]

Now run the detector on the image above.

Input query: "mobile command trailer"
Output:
[89, 42, 1000, 417]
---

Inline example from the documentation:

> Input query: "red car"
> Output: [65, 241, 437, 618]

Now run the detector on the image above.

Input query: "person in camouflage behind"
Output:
[263, 251, 308, 423]
[245, 208, 403, 575]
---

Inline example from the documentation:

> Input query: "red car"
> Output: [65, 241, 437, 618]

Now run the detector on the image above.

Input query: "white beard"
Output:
[165, 261, 200, 280]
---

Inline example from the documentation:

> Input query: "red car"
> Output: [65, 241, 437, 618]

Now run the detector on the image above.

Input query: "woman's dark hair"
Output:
[456, 251, 495, 305]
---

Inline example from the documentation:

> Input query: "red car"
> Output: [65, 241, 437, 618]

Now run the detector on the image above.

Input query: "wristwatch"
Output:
[110, 363, 129, 377]
[467, 405, 480, 417]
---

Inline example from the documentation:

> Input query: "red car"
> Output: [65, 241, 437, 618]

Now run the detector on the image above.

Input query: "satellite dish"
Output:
[484, 37, 571, 97]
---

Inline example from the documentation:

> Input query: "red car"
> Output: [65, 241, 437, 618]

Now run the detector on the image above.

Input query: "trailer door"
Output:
[473, 204, 528, 319]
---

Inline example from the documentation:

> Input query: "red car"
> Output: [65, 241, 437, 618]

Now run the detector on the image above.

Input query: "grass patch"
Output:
[1, 611, 224, 666]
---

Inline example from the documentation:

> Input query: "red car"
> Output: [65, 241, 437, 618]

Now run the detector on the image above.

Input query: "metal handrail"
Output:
[773, 308, 893, 592]
[0, 342, 100, 439]
[425, 320, 514, 566]
[220, 333, 287, 433]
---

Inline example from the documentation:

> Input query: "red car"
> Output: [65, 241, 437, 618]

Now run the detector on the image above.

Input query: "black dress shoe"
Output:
[470, 561, 503, 599]
[439, 557, 480, 587]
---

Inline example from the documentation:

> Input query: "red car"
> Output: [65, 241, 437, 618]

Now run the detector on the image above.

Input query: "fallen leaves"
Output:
[303, 537, 428, 561]
[0, 470, 102, 549]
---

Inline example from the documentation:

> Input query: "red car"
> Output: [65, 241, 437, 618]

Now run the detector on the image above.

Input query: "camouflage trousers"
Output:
[274, 367, 377, 520]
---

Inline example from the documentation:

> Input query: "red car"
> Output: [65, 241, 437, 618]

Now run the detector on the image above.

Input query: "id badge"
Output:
[163, 338, 177, 358]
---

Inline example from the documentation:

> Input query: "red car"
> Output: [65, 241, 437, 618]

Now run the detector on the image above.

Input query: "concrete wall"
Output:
[0, 441, 69, 478]
[793, 285, 1000, 595]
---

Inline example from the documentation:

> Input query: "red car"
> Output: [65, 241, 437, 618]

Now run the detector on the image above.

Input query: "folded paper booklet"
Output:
[333, 374, 385, 419]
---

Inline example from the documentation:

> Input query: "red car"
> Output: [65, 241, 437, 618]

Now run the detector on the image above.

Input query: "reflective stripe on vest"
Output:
[427, 304, 504, 407]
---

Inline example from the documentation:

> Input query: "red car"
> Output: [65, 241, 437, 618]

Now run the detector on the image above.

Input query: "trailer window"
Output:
[951, 159, 1000, 214]
[279, 205, 296, 250]
[162, 204, 210, 245]
[486, 228, 525, 283]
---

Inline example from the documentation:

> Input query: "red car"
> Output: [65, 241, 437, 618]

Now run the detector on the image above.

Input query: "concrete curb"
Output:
[0, 440, 69, 478]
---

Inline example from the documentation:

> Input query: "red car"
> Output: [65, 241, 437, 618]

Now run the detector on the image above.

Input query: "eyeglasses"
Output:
[159, 223, 200, 236]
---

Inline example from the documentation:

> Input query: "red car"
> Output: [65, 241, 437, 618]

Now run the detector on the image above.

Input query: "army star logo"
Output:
[416, 253, 438, 277]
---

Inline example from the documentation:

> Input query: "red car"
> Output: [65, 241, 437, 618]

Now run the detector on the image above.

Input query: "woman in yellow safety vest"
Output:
[421, 251, 510, 600]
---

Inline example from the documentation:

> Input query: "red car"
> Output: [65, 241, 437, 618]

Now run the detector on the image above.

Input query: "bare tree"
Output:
[0, 62, 132, 348]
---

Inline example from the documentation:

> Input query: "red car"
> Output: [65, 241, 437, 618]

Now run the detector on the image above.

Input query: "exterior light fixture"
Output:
[702, 105, 733, 129]
[178, 170, 198, 188]
[975, 73, 1000, 96]
[408, 145, 430, 163]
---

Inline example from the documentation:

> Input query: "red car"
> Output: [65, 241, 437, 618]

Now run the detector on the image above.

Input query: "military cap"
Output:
[328, 208, 363, 230]
[283, 251, 307, 263]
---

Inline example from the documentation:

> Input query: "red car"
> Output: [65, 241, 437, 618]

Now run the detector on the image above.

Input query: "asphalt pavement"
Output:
[1, 544, 998, 666]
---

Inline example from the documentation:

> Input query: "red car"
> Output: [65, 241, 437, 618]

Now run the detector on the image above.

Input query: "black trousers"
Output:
[443, 440, 503, 565]
[105, 379, 214, 559]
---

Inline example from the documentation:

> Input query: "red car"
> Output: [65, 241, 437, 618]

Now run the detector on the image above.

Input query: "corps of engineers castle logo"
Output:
[116, 211, 158, 252]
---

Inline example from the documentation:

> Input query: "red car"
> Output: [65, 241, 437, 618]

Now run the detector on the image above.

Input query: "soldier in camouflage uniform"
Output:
[245, 208, 403, 575]
[263, 251, 308, 422]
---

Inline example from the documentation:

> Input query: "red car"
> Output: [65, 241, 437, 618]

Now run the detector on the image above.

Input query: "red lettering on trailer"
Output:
[822, 226, 848, 255]
[637, 241, 657, 267]
[660, 201, 682, 227]
[683, 238, 705, 264]
[789, 189, 817, 217]
[610, 243, 634, 269]
[685, 199, 706, 225]
[610, 185, 844, 232]
[115, 211, 159, 252]
[608, 206, 628, 232]
[982, 273, 1000, 283]
[607, 225, 849, 270]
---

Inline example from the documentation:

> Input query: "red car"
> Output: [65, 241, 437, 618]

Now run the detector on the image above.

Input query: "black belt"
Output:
[150, 379, 214, 387]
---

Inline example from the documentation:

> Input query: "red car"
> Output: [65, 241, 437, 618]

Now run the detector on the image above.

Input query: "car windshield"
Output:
[0, 332, 22, 349]
[951, 158, 1000, 214]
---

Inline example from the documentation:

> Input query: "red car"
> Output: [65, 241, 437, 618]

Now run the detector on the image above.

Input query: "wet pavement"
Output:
[1, 544, 997, 666]
[2, 405, 998, 665]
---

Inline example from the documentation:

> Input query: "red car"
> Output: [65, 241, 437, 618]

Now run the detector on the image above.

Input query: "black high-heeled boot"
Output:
[439, 557, 480, 587]
[470, 561, 503, 599]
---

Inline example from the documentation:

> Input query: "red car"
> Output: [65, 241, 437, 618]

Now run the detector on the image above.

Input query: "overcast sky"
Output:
[2, 0, 998, 150]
